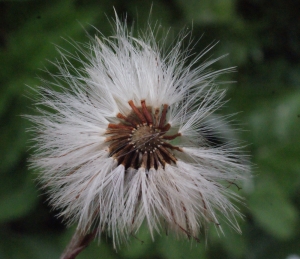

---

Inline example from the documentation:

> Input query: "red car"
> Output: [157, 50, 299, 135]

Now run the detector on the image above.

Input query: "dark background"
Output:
[1, 0, 300, 258]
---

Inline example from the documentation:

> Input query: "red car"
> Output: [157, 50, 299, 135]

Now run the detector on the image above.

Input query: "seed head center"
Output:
[131, 126, 161, 153]
[105, 100, 182, 170]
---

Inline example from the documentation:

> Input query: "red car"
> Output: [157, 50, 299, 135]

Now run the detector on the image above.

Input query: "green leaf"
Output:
[0, 232, 61, 259]
[175, 0, 236, 24]
[0, 175, 38, 223]
[248, 175, 298, 239]
[247, 92, 300, 195]
[157, 236, 206, 259]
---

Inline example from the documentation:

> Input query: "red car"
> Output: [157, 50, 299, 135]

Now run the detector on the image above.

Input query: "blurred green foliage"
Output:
[1, 0, 300, 258]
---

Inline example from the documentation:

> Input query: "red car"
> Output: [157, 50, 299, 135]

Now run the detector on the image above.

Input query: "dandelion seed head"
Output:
[26, 15, 250, 248]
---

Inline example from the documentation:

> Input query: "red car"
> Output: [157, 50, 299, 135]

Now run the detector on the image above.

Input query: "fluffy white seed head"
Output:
[27, 16, 250, 248]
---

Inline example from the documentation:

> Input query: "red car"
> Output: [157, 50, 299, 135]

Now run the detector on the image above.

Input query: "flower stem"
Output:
[60, 229, 97, 259]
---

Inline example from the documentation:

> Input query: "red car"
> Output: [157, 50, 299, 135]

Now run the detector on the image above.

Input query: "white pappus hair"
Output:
[27, 15, 250, 248]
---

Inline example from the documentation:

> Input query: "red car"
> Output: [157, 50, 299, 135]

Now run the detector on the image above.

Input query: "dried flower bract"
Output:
[27, 16, 250, 248]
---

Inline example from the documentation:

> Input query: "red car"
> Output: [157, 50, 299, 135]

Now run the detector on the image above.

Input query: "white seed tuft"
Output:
[26, 14, 250, 249]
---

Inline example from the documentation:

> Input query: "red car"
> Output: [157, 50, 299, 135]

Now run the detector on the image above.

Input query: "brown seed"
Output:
[105, 100, 182, 170]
